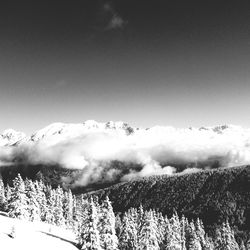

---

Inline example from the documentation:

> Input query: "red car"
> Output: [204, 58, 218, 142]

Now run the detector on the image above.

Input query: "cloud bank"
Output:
[1, 123, 250, 187]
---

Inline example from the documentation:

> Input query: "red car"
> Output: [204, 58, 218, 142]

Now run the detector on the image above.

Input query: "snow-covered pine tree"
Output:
[45, 188, 56, 224]
[215, 221, 239, 250]
[127, 204, 141, 248]
[119, 211, 138, 250]
[25, 179, 40, 221]
[186, 221, 202, 250]
[54, 186, 65, 226]
[169, 213, 182, 249]
[155, 212, 166, 248]
[180, 215, 188, 250]
[5, 184, 12, 205]
[34, 180, 48, 222]
[119, 212, 132, 250]
[138, 204, 144, 230]
[162, 215, 182, 250]
[239, 240, 246, 250]
[138, 210, 159, 250]
[204, 235, 215, 250]
[63, 189, 74, 229]
[72, 194, 80, 233]
[73, 195, 86, 235]
[129, 207, 140, 248]
[99, 196, 118, 250]
[8, 174, 29, 220]
[115, 214, 122, 240]
[79, 197, 101, 250]
[0, 178, 6, 210]
[195, 218, 207, 249]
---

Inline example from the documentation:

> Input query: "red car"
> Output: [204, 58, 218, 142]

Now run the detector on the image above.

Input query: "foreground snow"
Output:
[0, 215, 78, 250]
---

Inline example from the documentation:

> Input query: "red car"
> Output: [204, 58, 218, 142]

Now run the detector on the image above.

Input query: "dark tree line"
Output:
[0, 174, 249, 249]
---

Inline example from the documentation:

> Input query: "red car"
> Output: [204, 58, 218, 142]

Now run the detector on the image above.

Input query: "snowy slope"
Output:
[0, 215, 78, 250]
[0, 129, 26, 146]
[29, 120, 134, 142]
[0, 120, 135, 146]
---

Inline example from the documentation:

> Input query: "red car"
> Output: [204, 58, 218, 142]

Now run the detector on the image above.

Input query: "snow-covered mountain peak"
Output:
[30, 122, 67, 141]
[0, 129, 26, 146]
[211, 124, 242, 133]
[28, 120, 135, 142]
[197, 124, 244, 134]
[83, 120, 102, 129]
[105, 120, 131, 130]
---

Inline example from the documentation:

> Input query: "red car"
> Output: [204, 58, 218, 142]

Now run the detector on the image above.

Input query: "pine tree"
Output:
[25, 179, 40, 221]
[215, 221, 239, 250]
[138, 204, 144, 230]
[180, 215, 188, 250]
[45, 188, 56, 224]
[0, 178, 6, 211]
[186, 221, 202, 250]
[119, 211, 138, 250]
[8, 174, 29, 220]
[72, 194, 81, 234]
[204, 235, 215, 250]
[64, 189, 74, 229]
[195, 218, 206, 249]
[239, 240, 246, 250]
[169, 213, 182, 249]
[138, 210, 159, 250]
[73, 195, 86, 235]
[99, 196, 118, 250]
[115, 214, 122, 238]
[163, 215, 183, 250]
[4, 184, 12, 212]
[54, 186, 65, 226]
[155, 212, 166, 248]
[80, 197, 101, 250]
[35, 180, 47, 222]
[119, 213, 132, 250]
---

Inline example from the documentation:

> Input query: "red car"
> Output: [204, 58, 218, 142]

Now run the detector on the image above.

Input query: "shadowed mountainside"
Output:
[83, 165, 250, 239]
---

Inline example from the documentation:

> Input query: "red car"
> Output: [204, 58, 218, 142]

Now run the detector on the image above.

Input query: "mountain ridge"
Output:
[0, 121, 248, 146]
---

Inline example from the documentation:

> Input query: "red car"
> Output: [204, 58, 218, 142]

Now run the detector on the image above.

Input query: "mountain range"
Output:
[1, 120, 250, 190]
[1, 120, 249, 146]
[0, 120, 135, 146]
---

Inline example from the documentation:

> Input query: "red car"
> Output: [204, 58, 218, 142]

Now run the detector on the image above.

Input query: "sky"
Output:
[1, 0, 250, 134]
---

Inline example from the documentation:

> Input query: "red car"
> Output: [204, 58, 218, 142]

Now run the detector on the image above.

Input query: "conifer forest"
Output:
[0, 174, 248, 249]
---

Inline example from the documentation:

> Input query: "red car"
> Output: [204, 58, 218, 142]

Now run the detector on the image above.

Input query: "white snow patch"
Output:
[0, 215, 78, 250]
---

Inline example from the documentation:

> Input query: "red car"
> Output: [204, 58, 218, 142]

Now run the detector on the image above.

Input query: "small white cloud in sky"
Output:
[103, 2, 126, 30]
[107, 15, 126, 30]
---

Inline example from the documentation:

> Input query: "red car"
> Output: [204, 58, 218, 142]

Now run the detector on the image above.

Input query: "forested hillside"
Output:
[1, 173, 249, 249]
[83, 166, 250, 240]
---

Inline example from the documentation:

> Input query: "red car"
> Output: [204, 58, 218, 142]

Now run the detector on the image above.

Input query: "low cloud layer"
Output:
[1, 124, 250, 187]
